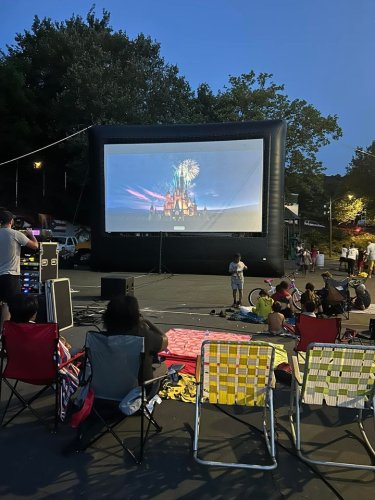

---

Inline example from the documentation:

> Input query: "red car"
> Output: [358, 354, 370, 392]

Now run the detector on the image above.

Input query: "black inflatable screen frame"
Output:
[89, 120, 286, 276]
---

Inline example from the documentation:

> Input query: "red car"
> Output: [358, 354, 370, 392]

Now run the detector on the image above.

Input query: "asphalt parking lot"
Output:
[0, 260, 374, 499]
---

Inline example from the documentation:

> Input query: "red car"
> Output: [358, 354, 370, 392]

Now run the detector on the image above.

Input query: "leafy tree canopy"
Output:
[0, 8, 342, 222]
[333, 196, 365, 224]
[344, 141, 375, 221]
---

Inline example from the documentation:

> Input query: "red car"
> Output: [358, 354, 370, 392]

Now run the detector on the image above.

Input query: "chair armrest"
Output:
[291, 355, 303, 385]
[58, 350, 85, 370]
[142, 373, 170, 387]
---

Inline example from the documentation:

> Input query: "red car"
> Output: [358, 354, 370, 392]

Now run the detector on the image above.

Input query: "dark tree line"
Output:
[0, 8, 342, 223]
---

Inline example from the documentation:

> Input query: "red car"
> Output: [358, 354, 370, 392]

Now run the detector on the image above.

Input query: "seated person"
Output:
[7, 294, 79, 421]
[316, 271, 332, 314]
[271, 283, 294, 318]
[8, 293, 40, 323]
[301, 301, 316, 317]
[252, 289, 273, 320]
[352, 284, 371, 310]
[267, 301, 285, 335]
[102, 295, 168, 391]
[300, 282, 323, 315]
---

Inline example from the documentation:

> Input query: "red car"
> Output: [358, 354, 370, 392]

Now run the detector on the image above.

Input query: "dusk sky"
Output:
[1, 0, 374, 175]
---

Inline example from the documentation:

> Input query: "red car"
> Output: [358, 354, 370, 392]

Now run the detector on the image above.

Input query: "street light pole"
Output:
[329, 197, 332, 258]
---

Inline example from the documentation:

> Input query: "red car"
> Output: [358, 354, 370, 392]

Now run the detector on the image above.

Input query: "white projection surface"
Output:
[104, 139, 264, 233]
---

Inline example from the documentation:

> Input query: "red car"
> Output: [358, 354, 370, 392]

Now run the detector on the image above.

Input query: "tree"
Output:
[193, 72, 342, 214]
[0, 8, 194, 220]
[204, 72, 342, 177]
[0, 10, 342, 222]
[333, 197, 365, 224]
[344, 141, 375, 221]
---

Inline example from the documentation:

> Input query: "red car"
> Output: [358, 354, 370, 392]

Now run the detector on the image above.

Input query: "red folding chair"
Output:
[294, 315, 341, 356]
[0, 321, 81, 431]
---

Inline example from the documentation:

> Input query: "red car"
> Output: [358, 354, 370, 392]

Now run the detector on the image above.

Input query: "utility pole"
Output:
[329, 197, 332, 258]
[324, 198, 333, 257]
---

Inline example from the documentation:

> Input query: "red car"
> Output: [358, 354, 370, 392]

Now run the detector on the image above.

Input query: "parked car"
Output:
[49, 236, 78, 256]
[304, 220, 326, 228]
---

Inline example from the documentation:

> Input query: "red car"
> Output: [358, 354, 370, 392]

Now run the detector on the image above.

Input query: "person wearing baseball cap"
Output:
[0, 208, 39, 328]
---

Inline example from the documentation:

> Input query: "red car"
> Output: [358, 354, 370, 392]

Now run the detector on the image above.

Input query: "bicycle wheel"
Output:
[292, 289, 302, 311]
[248, 288, 263, 306]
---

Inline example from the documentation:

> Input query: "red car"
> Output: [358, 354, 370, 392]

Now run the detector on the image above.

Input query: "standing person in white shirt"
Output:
[339, 245, 348, 271]
[228, 253, 248, 307]
[347, 243, 358, 276]
[366, 240, 375, 278]
[0, 209, 39, 329]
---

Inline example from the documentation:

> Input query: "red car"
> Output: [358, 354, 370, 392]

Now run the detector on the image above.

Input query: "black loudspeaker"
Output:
[101, 275, 134, 300]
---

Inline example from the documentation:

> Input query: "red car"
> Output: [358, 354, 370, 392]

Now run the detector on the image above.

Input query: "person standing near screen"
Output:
[366, 240, 375, 278]
[229, 253, 248, 307]
[0, 209, 39, 329]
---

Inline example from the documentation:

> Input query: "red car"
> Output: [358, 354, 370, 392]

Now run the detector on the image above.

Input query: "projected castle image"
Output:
[150, 159, 202, 221]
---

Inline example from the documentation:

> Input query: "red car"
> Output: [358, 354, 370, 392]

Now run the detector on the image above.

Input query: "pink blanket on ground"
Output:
[159, 328, 252, 375]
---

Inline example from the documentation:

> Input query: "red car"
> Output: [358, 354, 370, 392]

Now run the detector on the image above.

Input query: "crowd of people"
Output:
[228, 247, 372, 336]
[339, 241, 375, 278]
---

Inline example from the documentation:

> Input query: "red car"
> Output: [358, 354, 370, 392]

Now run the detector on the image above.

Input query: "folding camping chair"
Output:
[322, 278, 351, 319]
[193, 340, 277, 470]
[74, 331, 168, 464]
[0, 321, 81, 431]
[290, 343, 375, 470]
[294, 315, 341, 361]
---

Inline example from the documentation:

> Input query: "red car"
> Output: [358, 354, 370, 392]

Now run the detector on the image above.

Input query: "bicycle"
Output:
[248, 272, 303, 310]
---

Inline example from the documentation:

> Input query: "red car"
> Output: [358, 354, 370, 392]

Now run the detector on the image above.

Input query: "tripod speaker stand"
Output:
[149, 232, 172, 275]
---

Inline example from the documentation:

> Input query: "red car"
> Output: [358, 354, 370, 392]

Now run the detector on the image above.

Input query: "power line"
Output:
[0, 125, 93, 167]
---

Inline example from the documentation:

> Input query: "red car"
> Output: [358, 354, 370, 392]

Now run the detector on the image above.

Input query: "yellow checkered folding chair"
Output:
[193, 340, 277, 469]
[290, 343, 375, 470]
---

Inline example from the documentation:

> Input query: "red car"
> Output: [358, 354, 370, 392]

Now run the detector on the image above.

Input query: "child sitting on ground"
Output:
[271, 283, 294, 318]
[252, 289, 273, 320]
[267, 301, 285, 335]
[300, 282, 323, 315]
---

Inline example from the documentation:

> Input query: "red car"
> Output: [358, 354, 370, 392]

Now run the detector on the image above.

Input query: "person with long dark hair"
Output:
[103, 295, 168, 383]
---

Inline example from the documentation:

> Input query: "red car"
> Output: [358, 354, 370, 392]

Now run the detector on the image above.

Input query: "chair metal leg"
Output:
[291, 388, 375, 470]
[0, 379, 18, 426]
[263, 389, 277, 466]
[357, 405, 375, 458]
[88, 408, 139, 463]
[194, 385, 277, 469]
[193, 381, 202, 457]
[1, 380, 52, 430]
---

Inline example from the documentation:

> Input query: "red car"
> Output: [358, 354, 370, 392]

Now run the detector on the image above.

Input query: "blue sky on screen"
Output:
[104, 141, 263, 211]
[1, 0, 374, 175]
